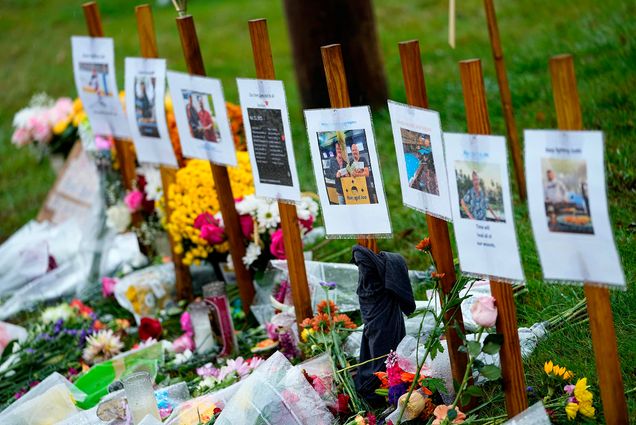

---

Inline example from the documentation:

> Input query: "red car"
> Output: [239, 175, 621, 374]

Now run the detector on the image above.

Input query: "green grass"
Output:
[0, 0, 634, 421]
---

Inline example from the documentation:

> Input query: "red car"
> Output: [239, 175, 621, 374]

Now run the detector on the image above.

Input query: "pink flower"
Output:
[269, 229, 286, 259]
[247, 356, 264, 370]
[432, 405, 466, 424]
[11, 127, 30, 147]
[200, 223, 225, 245]
[564, 384, 576, 395]
[31, 119, 52, 144]
[470, 296, 498, 328]
[240, 214, 254, 239]
[172, 333, 195, 353]
[299, 215, 314, 232]
[194, 212, 218, 230]
[387, 364, 403, 387]
[101, 277, 118, 297]
[196, 362, 219, 378]
[0, 326, 10, 352]
[311, 376, 328, 395]
[180, 311, 193, 336]
[95, 136, 113, 150]
[124, 190, 144, 212]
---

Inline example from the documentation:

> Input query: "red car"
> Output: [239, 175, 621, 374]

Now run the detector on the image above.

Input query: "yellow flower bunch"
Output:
[544, 360, 574, 380]
[53, 98, 86, 135]
[565, 377, 595, 420]
[166, 154, 254, 265]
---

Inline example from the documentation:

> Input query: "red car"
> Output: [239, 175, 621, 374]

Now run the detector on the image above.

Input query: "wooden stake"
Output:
[135, 4, 193, 301]
[483, 0, 526, 201]
[459, 58, 528, 417]
[549, 54, 628, 425]
[248, 19, 313, 324]
[320, 44, 377, 253]
[175, 15, 255, 312]
[398, 39, 470, 396]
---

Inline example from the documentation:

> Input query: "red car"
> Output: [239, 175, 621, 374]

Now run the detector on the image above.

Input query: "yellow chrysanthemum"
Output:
[578, 401, 595, 418]
[544, 360, 554, 375]
[565, 402, 578, 420]
[574, 378, 593, 403]
[562, 370, 574, 380]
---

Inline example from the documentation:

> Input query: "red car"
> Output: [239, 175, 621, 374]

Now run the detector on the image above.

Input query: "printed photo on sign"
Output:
[455, 161, 505, 223]
[444, 133, 524, 282]
[71, 36, 129, 139]
[166, 71, 236, 166]
[541, 158, 593, 234]
[524, 130, 624, 287]
[387, 101, 451, 220]
[124, 58, 176, 166]
[237, 78, 301, 202]
[304, 106, 391, 238]
[317, 129, 377, 205]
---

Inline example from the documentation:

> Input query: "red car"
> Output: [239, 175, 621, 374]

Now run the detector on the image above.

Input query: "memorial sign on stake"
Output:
[167, 71, 237, 167]
[549, 54, 628, 424]
[459, 58, 527, 417]
[174, 11, 254, 311]
[135, 3, 192, 301]
[387, 101, 452, 220]
[246, 18, 312, 326]
[124, 57, 178, 167]
[305, 106, 391, 238]
[525, 130, 624, 287]
[71, 36, 130, 139]
[237, 78, 301, 202]
[444, 133, 524, 282]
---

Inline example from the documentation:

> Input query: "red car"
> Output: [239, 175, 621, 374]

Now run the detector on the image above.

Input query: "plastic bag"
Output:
[503, 401, 552, 424]
[0, 372, 86, 425]
[214, 351, 333, 425]
[164, 382, 242, 425]
[114, 263, 176, 324]
[0, 321, 28, 356]
[298, 353, 337, 408]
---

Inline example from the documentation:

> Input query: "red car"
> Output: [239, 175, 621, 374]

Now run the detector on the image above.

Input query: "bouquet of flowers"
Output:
[11, 93, 84, 158]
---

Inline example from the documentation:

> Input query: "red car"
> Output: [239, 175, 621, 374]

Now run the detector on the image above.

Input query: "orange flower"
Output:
[416, 237, 431, 252]
[400, 372, 416, 383]
[312, 313, 331, 331]
[374, 371, 389, 388]
[300, 318, 313, 329]
[317, 300, 338, 315]
[333, 313, 357, 329]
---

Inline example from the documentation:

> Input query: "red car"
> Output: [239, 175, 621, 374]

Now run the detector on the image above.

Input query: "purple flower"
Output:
[319, 281, 337, 289]
[564, 384, 576, 395]
[274, 280, 290, 303]
[196, 363, 219, 378]
[278, 330, 300, 360]
[53, 319, 64, 335]
[388, 382, 408, 406]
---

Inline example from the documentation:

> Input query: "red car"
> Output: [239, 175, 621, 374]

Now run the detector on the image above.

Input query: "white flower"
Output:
[197, 375, 219, 392]
[235, 195, 259, 215]
[106, 203, 132, 233]
[82, 330, 124, 364]
[214, 212, 224, 228]
[12, 107, 37, 128]
[141, 165, 163, 201]
[256, 201, 279, 229]
[40, 304, 74, 324]
[242, 243, 262, 266]
[297, 196, 319, 220]
[174, 349, 193, 365]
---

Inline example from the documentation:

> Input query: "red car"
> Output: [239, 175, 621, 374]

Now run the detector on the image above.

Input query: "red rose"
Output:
[269, 229, 286, 259]
[336, 393, 350, 414]
[239, 214, 254, 239]
[138, 317, 163, 341]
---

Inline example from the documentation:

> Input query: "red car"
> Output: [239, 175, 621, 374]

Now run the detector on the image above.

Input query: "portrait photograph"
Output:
[134, 75, 159, 138]
[401, 128, 439, 195]
[454, 160, 506, 223]
[181, 90, 220, 143]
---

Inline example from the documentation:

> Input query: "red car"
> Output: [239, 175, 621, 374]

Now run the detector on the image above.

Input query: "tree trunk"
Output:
[282, 0, 388, 110]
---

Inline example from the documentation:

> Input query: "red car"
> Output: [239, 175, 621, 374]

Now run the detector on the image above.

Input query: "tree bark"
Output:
[282, 0, 388, 109]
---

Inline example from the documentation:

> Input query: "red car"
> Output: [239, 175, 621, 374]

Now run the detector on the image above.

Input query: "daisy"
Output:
[82, 330, 123, 364]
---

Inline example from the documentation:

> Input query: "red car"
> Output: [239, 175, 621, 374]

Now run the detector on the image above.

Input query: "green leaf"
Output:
[467, 340, 482, 357]
[374, 388, 388, 396]
[421, 377, 447, 394]
[465, 385, 483, 397]
[479, 364, 502, 380]
[461, 392, 472, 406]
[482, 333, 504, 355]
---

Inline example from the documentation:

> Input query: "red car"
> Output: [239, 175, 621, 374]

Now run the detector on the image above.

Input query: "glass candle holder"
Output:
[189, 301, 216, 354]
[122, 371, 160, 425]
[203, 281, 237, 356]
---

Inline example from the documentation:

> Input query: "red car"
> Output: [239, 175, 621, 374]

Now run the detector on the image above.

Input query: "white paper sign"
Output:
[304, 106, 391, 238]
[524, 130, 624, 287]
[124, 58, 177, 167]
[166, 71, 236, 166]
[236, 78, 300, 202]
[444, 133, 524, 282]
[71, 36, 130, 138]
[388, 100, 452, 220]
[503, 402, 551, 425]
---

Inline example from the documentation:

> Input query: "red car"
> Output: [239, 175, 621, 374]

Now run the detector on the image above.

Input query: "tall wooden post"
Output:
[175, 14, 255, 312]
[135, 4, 193, 301]
[247, 19, 313, 324]
[398, 39, 470, 395]
[321, 44, 378, 253]
[483, 0, 526, 201]
[549, 54, 628, 425]
[459, 59, 528, 417]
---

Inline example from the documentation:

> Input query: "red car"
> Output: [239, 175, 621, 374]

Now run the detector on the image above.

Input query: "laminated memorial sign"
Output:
[304, 106, 391, 238]
[444, 133, 524, 282]
[124, 58, 177, 167]
[524, 130, 624, 287]
[387, 100, 452, 220]
[71, 36, 130, 139]
[236, 78, 300, 202]
[166, 71, 236, 166]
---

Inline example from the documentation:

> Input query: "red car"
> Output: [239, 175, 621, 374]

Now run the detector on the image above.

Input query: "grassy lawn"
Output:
[0, 0, 634, 420]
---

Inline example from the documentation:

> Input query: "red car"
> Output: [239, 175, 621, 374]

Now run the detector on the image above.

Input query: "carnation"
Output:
[82, 329, 124, 364]
[106, 203, 132, 233]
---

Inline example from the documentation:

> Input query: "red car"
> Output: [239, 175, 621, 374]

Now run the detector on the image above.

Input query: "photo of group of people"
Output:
[541, 157, 593, 234]
[134, 76, 159, 138]
[454, 161, 506, 222]
[182, 90, 220, 143]
[317, 129, 377, 205]
[400, 128, 439, 195]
